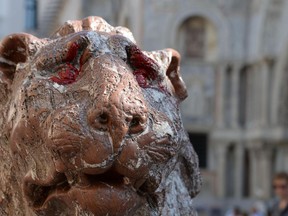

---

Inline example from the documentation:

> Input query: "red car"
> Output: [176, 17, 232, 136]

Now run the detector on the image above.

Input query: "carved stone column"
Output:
[259, 61, 269, 127]
[231, 64, 240, 129]
[214, 142, 228, 198]
[234, 142, 244, 198]
[249, 142, 273, 199]
[274, 144, 288, 172]
[215, 64, 227, 129]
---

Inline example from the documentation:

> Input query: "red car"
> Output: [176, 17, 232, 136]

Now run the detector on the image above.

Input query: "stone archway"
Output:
[176, 16, 218, 62]
[168, 4, 229, 61]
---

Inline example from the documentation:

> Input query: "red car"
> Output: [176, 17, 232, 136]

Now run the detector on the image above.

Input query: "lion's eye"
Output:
[50, 63, 80, 85]
[126, 44, 163, 89]
[50, 41, 85, 85]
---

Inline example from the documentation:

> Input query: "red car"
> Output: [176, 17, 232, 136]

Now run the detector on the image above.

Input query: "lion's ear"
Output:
[165, 49, 188, 101]
[146, 49, 188, 101]
[0, 33, 40, 80]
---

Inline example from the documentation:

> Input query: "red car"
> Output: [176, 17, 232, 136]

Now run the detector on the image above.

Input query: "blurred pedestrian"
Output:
[225, 206, 243, 216]
[250, 201, 266, 216]
[250, 207, 264, 216]
[268, 172, 288, 216]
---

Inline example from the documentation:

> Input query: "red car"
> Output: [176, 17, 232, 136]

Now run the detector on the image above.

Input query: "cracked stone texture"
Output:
[0, 16, 201, 216]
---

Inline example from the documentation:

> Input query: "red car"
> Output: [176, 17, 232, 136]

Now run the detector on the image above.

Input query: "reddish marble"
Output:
[0, 16, 201, 216]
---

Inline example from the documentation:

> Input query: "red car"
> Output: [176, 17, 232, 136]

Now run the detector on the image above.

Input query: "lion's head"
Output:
[0, 17, 201, 216]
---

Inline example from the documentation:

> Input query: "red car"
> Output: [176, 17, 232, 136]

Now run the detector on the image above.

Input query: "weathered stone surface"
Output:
[0, 16, 201, 215]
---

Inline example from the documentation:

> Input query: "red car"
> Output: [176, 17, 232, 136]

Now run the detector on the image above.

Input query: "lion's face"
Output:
[0, 17, 201, 216]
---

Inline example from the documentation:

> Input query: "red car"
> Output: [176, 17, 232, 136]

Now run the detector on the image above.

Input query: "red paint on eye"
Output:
[50, 63, 80, 85]
[66, 42, 80, 62]
[133, 69, 148, 87]
[126, 44, 166, 91]
[50, 42, 82, 85]
[126, 45, 159, 81]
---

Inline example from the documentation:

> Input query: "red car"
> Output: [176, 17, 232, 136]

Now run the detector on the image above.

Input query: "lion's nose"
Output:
[87, 105, 147, 148]
[88, 108, 147, 134]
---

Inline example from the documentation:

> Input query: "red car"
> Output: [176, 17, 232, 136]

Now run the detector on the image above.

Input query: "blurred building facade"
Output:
[2, 0, 288, 214]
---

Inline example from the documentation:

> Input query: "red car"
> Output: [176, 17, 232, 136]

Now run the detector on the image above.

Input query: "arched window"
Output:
[177, 16, 218, 62]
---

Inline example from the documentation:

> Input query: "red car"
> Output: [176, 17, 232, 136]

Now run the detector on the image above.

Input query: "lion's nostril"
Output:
[98, 113, 109, 124]
[130, 116, 141, 127]
[88, 110, 110, 131]
[129, 115, 146, 134]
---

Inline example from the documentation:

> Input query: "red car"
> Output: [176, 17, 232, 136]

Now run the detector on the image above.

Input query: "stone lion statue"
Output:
[0, 17, 201, 216]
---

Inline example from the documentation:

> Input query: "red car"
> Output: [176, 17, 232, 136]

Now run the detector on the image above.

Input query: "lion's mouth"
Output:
[24, 172, 70, 208]
[24, 169, 144, 210]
